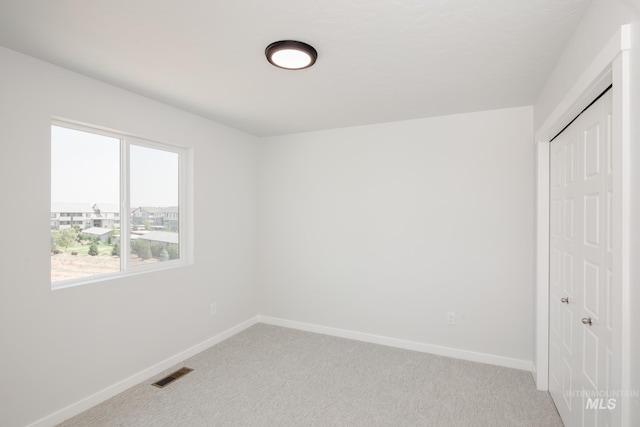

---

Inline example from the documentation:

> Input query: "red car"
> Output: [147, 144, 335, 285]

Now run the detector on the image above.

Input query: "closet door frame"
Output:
[534, 25, 632, 426]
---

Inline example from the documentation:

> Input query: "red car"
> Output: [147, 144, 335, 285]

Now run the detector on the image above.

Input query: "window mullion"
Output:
[121, 138, 130, 272]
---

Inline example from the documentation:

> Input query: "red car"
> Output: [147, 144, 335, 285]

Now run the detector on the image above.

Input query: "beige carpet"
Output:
[59, 324, 562, 426]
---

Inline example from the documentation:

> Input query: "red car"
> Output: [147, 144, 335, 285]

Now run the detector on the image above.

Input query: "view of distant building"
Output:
[131, 207, 179, 231]
[137, 230, 179, 246]
[50, 203, 94, 230]
[51, 203, 177, 232]
[81, 227, 114, 243]
[91, 203, 120, 229]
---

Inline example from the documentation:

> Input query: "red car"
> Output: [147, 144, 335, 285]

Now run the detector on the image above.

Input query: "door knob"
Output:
[582, 317, 592, 325]
[561, 297, 569, 304]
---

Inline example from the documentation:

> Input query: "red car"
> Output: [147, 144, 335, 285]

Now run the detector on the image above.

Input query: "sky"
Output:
[51, 125, 179, 207]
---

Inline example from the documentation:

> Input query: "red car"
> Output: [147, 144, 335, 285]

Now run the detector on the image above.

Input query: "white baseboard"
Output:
[531, 362, 540, 388]
[28, 316, 260, 427]
[258, 315, 532, 372]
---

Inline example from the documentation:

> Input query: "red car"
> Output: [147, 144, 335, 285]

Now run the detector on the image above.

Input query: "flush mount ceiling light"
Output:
[265, 40, 317, 70]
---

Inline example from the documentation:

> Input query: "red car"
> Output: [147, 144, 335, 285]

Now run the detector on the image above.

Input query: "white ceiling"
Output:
[0, 0, 592, 136]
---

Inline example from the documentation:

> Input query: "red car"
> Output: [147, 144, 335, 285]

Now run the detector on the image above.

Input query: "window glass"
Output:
[51, 126, 120, 282]
[129, 144, 180, 266]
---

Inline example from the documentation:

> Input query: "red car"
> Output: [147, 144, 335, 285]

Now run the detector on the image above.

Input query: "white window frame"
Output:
[51, 119, 191, 290]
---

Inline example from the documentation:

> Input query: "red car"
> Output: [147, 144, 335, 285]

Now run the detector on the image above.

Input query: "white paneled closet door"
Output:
[549, 89, 614, 427]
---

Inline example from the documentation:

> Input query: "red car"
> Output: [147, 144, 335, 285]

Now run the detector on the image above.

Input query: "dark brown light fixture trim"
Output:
[152, 367, 193, 388]
[265, 40, 318, 70]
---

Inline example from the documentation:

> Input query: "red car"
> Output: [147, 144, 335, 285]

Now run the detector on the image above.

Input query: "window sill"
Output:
[51, 259, 191, 291]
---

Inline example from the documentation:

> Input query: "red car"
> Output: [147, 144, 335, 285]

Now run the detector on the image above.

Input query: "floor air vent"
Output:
[152, 367, 193, 388]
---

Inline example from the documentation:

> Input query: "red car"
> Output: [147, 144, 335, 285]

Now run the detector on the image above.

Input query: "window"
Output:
[50, 121, 188, 288]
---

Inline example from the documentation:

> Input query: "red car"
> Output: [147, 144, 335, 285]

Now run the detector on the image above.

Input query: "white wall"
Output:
[0, 46, 259, 427]
[534, 1, 640, 423]
[258, 106, 535, 363]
